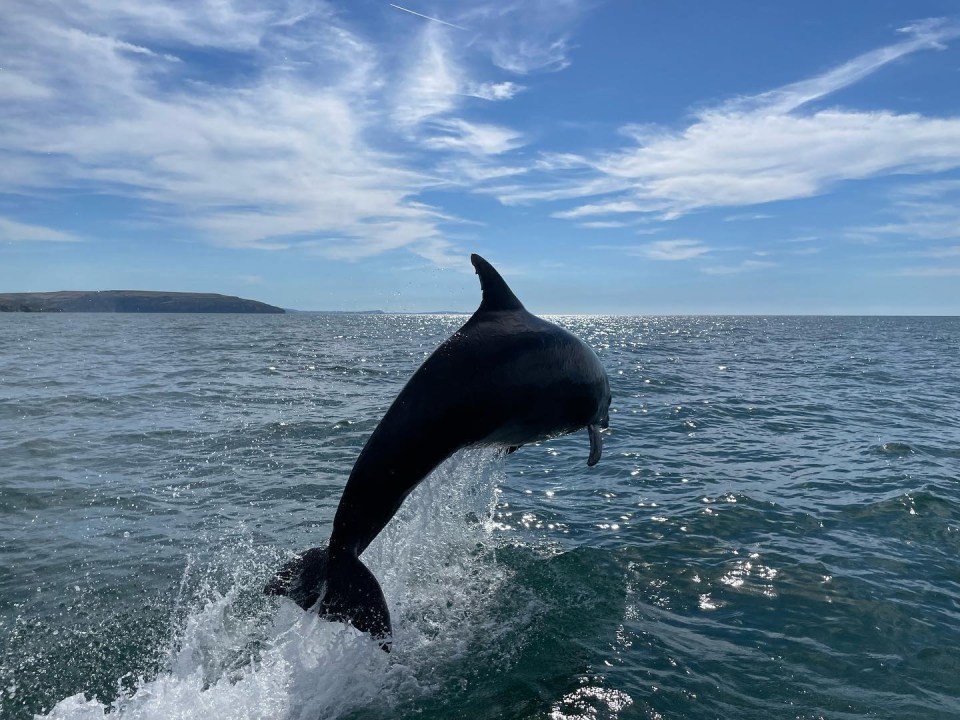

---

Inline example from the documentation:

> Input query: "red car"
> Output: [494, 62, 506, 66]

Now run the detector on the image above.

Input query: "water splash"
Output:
[42, 448, 516, 720]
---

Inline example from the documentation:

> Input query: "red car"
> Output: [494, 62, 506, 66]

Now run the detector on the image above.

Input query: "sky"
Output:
[1, 1, 959, 314]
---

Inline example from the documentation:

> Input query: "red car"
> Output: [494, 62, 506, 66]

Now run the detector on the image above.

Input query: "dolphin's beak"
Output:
[587, 423, 602, 466]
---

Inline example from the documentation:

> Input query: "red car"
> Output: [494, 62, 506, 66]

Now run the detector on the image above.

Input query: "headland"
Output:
[0, 291, 285, 313]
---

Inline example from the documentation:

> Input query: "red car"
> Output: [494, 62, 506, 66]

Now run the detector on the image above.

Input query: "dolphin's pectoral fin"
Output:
[264, 545, 329, 610]
[322, 555, 392, 652]
[506, 444, 521, 455]
[587, 424, 603, 467]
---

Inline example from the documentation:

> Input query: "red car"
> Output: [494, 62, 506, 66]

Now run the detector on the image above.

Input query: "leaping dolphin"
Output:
[265, 254, 611, 648]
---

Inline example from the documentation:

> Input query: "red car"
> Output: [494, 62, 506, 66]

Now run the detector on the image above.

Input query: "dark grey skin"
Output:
[266, 254, 611, 649]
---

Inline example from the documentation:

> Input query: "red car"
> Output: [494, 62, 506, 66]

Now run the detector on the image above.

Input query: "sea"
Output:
[1, 313, 958, 720]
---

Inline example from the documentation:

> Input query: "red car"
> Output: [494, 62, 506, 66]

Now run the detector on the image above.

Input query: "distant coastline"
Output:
[0, 291, 284, 314]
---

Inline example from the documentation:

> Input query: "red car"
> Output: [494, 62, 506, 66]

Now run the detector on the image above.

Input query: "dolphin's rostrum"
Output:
[265, 254, 611, 648]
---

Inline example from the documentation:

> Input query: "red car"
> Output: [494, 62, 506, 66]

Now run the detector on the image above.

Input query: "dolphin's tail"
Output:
[322, 554, 392, 648]
[264, 545, 392, 649]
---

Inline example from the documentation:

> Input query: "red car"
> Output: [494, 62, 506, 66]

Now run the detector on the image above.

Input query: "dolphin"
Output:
[265, 253, 611, 648]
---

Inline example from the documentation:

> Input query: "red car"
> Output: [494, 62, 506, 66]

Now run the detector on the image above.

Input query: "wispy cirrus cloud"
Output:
[853, 180, 960, 277]
[0, 0, 562, 266]
[640, 240, 711, 261]
[393, 24, 462, 128]
[0, 216, 79, 242]
[459, 0, 582, 74]
[854, 180, 960, 242]
[491, 19, 960, 223]
[578, 221, 630, 229]
[390, 21, 532, 163]
[465, 81, 525, 101]
[553, 200, 653, 220]
[725, 18, 954, 115]
[724, 213, 774, 222]
[607, 239, 711, 261]
[702, 260, 778, 275]
[422, 119, 525, 156]
[0, 0, 454, 261]
[47, 0, 279, 50]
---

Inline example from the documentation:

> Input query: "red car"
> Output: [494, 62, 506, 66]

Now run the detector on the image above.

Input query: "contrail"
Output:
[388, 4, 467, 31]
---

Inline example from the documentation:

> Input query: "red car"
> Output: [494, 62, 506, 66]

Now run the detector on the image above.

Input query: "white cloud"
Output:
[51, 0, 279, 50]
[390, 26, 528, 157]
[393, 25, 461, 128]
[466, 81, 524, 101]
[490, 36, 572, 74]
[553, 200, 652, 219]
[855, 180, 960, 242]
[579, 221, 629, 229]
[724, 18, 955, 116]
[0, 0, 534, 263]
[702, 260, 777, 275]
[634, 240, 711, 261]
[435, 160, 528, 184]
[592, 109, 960, 217]
[0, 71, 53, 100]
[460, 1, 581, 75]
[0, 216, 78, 242]
[535, 153, 591, 171]
[498, 19, 960, 222]
[495, 176, 635, 205]
[423, 119, 525, 156]
[723, 213, 774, 222]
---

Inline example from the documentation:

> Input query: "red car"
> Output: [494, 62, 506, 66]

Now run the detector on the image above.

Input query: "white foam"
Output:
[43, 449, 516, 720]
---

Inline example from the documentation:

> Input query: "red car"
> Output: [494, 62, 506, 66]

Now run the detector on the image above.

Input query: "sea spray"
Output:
[41, 448, 521, 720]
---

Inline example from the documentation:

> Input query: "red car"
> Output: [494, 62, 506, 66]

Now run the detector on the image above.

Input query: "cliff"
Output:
[0, 291, 285, 314]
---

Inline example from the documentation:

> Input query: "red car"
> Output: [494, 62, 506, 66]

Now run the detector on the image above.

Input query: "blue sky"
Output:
[1, 1, 959, 313]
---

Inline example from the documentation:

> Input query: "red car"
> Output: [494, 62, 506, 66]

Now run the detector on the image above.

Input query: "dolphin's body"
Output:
[266, 254, 611, 647]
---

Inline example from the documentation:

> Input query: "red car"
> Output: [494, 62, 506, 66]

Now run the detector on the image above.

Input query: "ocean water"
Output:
[1, 313, 958, 720]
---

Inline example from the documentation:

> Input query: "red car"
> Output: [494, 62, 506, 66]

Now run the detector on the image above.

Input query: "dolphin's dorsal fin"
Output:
[471, 254, 525, 313]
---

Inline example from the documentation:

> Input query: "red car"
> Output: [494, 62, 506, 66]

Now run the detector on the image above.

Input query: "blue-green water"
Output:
[1, 314, 959, 720]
